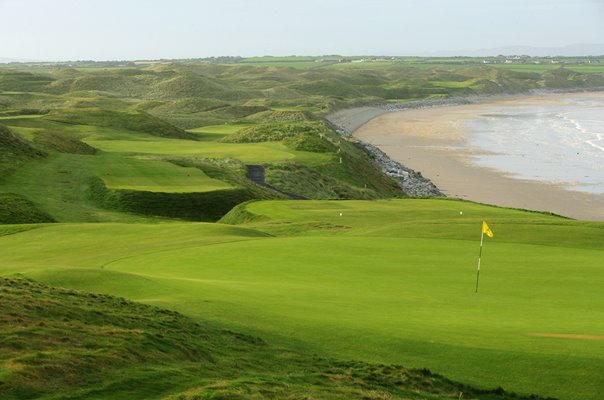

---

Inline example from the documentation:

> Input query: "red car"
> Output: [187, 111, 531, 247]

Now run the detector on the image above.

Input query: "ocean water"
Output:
[465, 94, 604, 194]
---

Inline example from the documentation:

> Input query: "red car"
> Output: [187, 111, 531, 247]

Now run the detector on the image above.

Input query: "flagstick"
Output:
[475, 229, 484, 293]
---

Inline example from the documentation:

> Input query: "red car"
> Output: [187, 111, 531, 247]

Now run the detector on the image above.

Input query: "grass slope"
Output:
[0, 193, 54, 224]
[2, 61, 604, 221]
[96, 157, 232, 193]
[0, 277, 547, 400]
[1, 200, 602, 399]
[44, 108, 193, 140]
[0, 124, 45, 178]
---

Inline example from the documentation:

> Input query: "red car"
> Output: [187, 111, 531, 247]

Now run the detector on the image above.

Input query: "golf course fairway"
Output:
[1, 199, 602, 399]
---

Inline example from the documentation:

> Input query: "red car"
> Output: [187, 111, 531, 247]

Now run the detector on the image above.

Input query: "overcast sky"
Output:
[1, 0, 603, 60]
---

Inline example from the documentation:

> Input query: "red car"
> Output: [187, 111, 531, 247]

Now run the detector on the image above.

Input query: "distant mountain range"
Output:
[421, 43, 604, 57]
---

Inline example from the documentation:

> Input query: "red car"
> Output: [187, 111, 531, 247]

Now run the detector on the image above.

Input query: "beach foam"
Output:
[466, 95, 604, 194]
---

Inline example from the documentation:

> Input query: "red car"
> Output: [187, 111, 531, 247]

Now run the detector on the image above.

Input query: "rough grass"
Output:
[0, 124, 46, 179]
[265, 162, 384, 199]
[44, 108, 194, 139]
[0, 277, 554, 400]
[32, 131, 97, 155]
[220, 121, 324, 143]
[90, 177, 261, 222]
[0, 193, 55, 224]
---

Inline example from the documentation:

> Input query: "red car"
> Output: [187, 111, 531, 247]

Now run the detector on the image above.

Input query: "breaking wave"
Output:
[465, 95, 604, 194]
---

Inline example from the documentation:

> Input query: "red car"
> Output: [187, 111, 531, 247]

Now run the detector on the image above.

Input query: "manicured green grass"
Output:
[1, 199, 603, 400]
[241, 61, 326, 69]
[491, 64, 604, 74]
[2, 277, 541, 400]
[0, 114, 44, 120]
[270, 105, 317, 112]
[85, 137, 333, 164]
[565, 65, 604, 73]
[0, 153, 158, 222]
[188, 124, 253, 134]
[331, 61, 405, 69]
[97, 156, 232, 193]
[240, 56, 319, 62]
[187, 123, 253, 141]
[430, 79, 476, 88]
[236, 58, 327, 69]
[490, 64, 559, 73]
[0, 151, 237, 221]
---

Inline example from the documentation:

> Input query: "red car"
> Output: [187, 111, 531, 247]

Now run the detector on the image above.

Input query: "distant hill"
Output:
[0, 57, 43, 63]
[424, 43, 604, 57]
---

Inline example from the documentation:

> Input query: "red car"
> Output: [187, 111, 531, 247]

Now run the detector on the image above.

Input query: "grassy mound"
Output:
[0, 276, 231, 400]
[0, 193, 55, 224]
[44, 108, 193, 139]
[265, 162, 380, 199]
[0, 71, 54, 92]
[0, 124, 45, 179]
[33, 131, 97, 155]
[283, 131, 336, 152]
[221, 121, 332, 143]
[245, 110, 315, 123]
[0, 277, 550, 400]
[90, 177, 262, 222]
[147, 71, 251, 101]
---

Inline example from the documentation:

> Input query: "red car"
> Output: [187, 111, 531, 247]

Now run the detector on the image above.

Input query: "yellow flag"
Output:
[482, 221, 494, 238]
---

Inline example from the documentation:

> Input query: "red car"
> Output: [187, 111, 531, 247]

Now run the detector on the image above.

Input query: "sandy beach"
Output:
[352, 93, 604, 221]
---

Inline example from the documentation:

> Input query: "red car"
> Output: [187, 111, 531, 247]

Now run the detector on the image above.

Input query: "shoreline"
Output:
[331, 92, 604, 221]
[325, 88, 604, 136]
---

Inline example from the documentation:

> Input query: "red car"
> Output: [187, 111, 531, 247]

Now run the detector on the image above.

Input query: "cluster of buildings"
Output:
[482, 55, 601, 65]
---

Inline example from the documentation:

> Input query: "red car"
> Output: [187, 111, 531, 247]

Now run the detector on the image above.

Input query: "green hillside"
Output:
[0, 124, 45, 177]
[44, 108, 194, 139]
[2, 60, 604, 223]
[1, 276, 553, 400]
[0, 193, 54, 224]
[1, 200, 603, 399]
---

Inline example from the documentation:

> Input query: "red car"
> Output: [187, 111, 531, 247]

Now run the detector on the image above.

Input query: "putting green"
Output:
[84, 138, 332, 164]
[187, 124, 253, 142]
[0, 199, 602, 400]
[96, 156, 232, 193]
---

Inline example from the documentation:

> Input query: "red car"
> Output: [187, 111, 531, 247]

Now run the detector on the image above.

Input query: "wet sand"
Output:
[354, 93, 604, 221]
